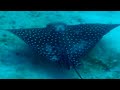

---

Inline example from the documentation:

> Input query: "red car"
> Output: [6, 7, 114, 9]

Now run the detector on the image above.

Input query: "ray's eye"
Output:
[2, 34, 7, 37]
[15, 52, 20, 56]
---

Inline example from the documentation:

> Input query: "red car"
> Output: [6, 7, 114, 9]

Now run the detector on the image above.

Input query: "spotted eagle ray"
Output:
[2, 22, 120, 79]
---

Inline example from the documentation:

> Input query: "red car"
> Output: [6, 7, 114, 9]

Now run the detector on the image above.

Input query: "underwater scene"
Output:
[0, 11, 120, 79]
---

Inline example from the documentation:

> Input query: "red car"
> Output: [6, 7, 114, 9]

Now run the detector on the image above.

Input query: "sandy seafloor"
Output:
[0, 11, 120, 79]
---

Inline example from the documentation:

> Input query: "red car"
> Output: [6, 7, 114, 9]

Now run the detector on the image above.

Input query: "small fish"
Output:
[2, 22, 120, 79]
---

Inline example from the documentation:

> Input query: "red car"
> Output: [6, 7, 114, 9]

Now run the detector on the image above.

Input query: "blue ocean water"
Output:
[0, 11, 120, 79]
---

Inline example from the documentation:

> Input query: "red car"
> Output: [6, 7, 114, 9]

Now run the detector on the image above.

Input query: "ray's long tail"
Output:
[72, 64, 83, 79]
